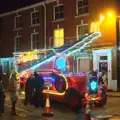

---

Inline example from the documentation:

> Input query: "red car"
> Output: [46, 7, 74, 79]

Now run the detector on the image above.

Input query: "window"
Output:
[14, 15, 22, 29]
[14, 35, 21, 52]
[78, 25, 88, 38]
[77, 0, 88, 15]
[54, 4, 64, 20]
[54, 28, 64, 47]
[90, 22, 100, 32]
[31, 32, 40, 50]
[31, 10, 40, 25]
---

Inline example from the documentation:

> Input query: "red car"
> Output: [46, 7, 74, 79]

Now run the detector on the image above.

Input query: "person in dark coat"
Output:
[2, 73, 9, 91]
[24, 75, 34, 105]
[32, 71, 44, 108]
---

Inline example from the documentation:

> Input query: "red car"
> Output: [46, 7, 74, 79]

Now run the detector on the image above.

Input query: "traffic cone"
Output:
[84, 103, 91, 120]
[42, 93, 54, 117]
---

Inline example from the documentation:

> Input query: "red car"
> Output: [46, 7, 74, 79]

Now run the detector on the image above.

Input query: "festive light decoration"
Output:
[55, 57, 67, 71]
[90, 81, 97, 91]
[16, 32, 101, 78]
[89, 77, 98, 94]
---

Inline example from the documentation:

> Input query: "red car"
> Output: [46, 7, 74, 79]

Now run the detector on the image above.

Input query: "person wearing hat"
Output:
[7, 72, 18, 115]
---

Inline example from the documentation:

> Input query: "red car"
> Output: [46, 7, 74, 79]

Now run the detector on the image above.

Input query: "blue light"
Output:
[90, 81, 97, 91]
[42, 76, 55, 83]
[55, 57, 67, 72]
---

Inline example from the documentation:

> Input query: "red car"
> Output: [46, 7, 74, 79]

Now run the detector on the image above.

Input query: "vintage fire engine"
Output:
[14, 32, 107, 111]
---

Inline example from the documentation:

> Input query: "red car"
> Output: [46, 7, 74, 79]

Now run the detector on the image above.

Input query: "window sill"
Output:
[75, 13, 89, 18]
[52, 18, 64, 23]
[13, 27, 23, 31]
[30, 23, 40, 27]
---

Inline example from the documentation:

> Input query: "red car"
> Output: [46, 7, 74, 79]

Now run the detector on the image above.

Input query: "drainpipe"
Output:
[42, 3, 46, 50]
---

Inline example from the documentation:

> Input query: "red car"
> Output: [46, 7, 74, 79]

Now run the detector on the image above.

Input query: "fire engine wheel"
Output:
[54, 76, 66, 93]
[94, 90, 107, 107]
[66, 89, 82, 112]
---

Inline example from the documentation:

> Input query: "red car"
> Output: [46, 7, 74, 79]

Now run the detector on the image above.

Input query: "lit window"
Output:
[77, 0, 88, 15]
[31, 32, 40, 50]
[78, 25, 88, 38]
[90, 22, 100, 32]
[54, 4, 64, 20]
[54, 29, 64, 47]
[14, 15, 22, 29]
[31, 10, 40, 25]
[14, 34, 21, 52]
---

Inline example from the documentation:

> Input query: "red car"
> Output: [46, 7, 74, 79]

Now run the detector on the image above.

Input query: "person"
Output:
[97, 71, 104, 84]
[102, 71, 108, 85]
[0, 79, 5, 113]
[32, 71, 44, 108]
[7, 72, 18, 115]
[24, 74, 34, 105]
[2, 73, 9, 91]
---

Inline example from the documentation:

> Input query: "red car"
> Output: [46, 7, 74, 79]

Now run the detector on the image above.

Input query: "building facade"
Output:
[0, 0, 119, 91]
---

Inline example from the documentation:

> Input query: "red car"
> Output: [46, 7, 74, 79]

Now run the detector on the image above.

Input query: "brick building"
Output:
[0, 0, 119, 91]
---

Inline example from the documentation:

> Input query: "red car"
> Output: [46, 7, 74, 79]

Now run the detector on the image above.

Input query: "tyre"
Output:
[54, 75, 66, 93]
[66, 89, 82, 112]
[94, 90, 107, 107]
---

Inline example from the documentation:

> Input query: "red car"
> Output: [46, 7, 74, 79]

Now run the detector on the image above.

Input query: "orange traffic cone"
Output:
[42, 93, 54, 117]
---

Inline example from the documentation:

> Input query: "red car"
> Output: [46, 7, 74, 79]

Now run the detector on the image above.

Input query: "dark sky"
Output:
[0, 0, 45, 14]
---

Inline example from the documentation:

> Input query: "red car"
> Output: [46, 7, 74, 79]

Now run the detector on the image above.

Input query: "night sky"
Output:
[0, 0, 44, 14]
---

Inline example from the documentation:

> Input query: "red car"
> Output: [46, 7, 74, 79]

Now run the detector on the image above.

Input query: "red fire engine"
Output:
[14, 32, 107, 111]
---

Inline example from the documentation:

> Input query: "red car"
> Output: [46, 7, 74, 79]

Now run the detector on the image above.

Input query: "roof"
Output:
[0, 0, 45, 14]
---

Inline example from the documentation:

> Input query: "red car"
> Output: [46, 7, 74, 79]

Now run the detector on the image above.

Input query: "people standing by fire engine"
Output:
[7, 72, 19, 115]
[24, 74, 34, 105]
[32, 71, 45, 108]
[2, 72, 9, 91]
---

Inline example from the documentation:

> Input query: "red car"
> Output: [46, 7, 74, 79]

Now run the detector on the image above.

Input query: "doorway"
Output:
[92, 49, 112, 90]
